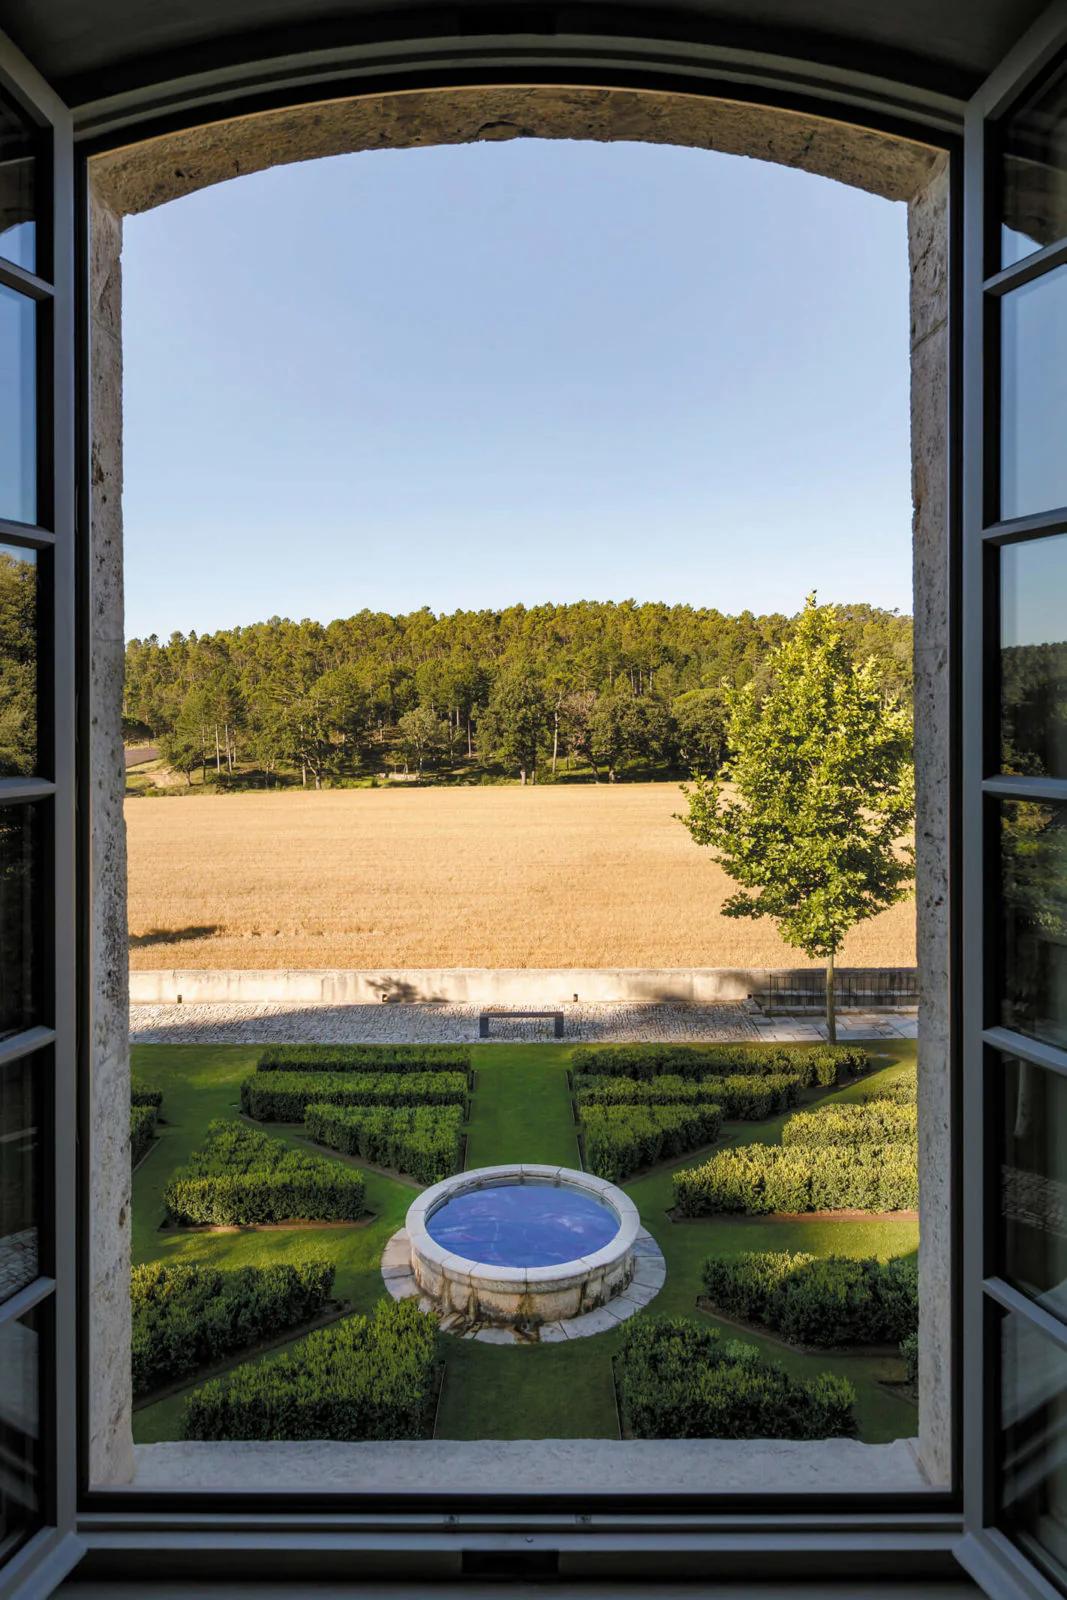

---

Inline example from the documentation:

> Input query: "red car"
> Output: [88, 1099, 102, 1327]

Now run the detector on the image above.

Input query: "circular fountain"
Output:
[405, 1164, 640, 1326]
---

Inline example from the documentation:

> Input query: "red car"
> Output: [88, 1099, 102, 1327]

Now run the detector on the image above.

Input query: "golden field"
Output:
[125, 784, 917, 971]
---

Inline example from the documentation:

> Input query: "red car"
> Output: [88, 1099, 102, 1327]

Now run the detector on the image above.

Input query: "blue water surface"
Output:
[426, 1182, 619, 1267]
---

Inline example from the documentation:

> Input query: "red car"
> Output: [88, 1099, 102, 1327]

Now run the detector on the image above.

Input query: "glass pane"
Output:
[1000, 1054, 1067, 1316]
[0, 545, 37, 777]
[0, 1054, 40, 1305]
[0, 1302, 43, 1564]
[0, 89, 36, 274]
[1000, 265, 1067, 521]
[0, 285, 35, 526]
[1000, 799, 1067, 1050]
[1000, 1308, 1067, 1588]
[1001, 58, 1067, 268]
[0, 804, 41, 1041]
[1001, 534, 1067, 779]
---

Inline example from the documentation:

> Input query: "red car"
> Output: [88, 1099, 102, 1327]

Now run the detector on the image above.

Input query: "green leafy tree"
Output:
[678, 594, 915, 1040]
[583, 685, 672, 781]
[397, 706, 447, 775]
[672, 686, 728, 774]
[481, 660, 551, 784]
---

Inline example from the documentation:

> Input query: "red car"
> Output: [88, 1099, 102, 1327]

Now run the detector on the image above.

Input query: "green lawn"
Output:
[131, 1039, 918, 1444]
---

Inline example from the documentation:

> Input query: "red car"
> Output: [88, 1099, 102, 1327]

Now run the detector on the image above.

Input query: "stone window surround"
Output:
[86, 82, 951, 1496]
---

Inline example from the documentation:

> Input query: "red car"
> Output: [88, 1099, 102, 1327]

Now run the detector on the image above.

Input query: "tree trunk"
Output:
[301, 761, 307, 788]
[467, 717, 472, 759]
[552, 712, 559, 774]
[520, 766, 527, 786]
[214, 723, 221, 774]
[825, 952, 837, 1044]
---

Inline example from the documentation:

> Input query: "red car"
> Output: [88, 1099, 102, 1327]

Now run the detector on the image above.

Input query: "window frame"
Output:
[66, 59, 966, 1561]
[961, 4, 1067, 1598]
[67, 56, 966, 1574]
[0, 23, 80, 1600]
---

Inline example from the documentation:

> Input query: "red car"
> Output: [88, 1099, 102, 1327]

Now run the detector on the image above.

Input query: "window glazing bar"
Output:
[981, 509, 1067, 544]
[0, 518, 56, 549]
[0, 777, 55, 804]
[0, 1025, 56, 1067]
[981, 775, 1067, 803]
[0, 257, 53, 298]
[982, 1277, 1067, 1347]
[984, 235, 1067, 296]
[982, 1026, 1067, 1077]
[0, 1274, 55, 1328]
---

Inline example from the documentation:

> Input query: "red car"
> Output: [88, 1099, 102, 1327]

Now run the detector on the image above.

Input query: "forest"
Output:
[118, 599, 915, 788]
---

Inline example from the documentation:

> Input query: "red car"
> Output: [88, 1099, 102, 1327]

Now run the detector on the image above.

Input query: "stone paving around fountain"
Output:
[129, 999, 917, 1046]
[381, 1224, 668, 1343]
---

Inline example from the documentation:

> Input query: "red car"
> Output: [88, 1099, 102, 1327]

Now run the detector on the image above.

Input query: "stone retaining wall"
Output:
[128, 965, 918, 1007]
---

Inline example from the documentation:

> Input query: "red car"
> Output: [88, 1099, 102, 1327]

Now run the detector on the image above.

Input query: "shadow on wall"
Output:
[368, 977, 448, 1004]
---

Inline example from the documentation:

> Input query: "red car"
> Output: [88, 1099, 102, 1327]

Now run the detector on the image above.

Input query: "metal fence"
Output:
[755, 968, 919, 1015]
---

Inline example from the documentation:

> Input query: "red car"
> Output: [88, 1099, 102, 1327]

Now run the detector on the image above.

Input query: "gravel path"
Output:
[128, 1001, 917, 1046]
[128, 1000, 763, 1045]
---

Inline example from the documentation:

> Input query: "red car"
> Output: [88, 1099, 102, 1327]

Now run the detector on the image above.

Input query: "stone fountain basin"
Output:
[405, 1164, 640, 1325]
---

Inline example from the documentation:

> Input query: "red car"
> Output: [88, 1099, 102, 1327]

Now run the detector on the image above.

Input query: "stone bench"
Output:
[479, 1009, 565, 1040]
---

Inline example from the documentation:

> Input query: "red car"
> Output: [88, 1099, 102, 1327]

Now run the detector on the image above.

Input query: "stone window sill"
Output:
[132, 1436, 931, 1494]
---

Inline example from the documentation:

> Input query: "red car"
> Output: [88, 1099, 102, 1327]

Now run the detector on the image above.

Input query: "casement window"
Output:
[962, 11, 1067, 1596]
[0, 30, 77, 1600]
[0, 1, 1065, 1594]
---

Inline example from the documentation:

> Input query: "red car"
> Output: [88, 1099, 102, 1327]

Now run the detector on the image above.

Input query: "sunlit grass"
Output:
[132, 1040, 918, 1444]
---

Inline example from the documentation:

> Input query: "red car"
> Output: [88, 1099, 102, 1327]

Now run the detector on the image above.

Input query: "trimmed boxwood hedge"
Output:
[163, 1120, 366, 1226]
[701, 1250, 918, 1347]
[131, 1080, 164, 1108]
[674, 1142, 918, 1216]
[240, 1070, 468, 1122]
[130, 1103, 158, 1165]
[582, 1102, 723, 1183]
[306, 1103, 464, 1185]
[182, 1297, 438, 1441]
[900, 1330, 919, 1383]
[570, 1042, 870, 1087]
[575, 1073, 800, 1120]
[859, 1070, 917, 1106]
[616, 1316, 856, 1440]
[780, 1100, 917, 1149]
[257, 1044, 471, 1074]
[131, 1258, 335, 1396]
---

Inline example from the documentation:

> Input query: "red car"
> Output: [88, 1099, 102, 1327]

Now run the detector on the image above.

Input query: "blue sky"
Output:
[121, 139, 913, 642]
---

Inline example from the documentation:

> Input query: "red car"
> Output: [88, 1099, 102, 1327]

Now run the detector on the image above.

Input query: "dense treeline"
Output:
[1001, 640, 1067, 780]
[122, 599, 914, 787]
[0, 549, 37, 778]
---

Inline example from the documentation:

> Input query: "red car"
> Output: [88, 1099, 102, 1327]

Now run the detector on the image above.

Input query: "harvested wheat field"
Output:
[125, 784, 916, 970]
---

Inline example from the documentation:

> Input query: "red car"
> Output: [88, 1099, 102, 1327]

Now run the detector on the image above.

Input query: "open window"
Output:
[961, 9, 1067, 1596]
[0, 27, 78, 1600]
[0, 0, 1066, 1593]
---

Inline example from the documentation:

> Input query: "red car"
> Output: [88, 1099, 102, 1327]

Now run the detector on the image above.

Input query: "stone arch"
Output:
[90, 85, 940, 213]
[87, 81, 951, 1491]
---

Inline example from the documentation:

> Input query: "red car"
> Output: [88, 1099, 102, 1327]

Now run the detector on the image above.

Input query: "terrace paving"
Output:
[129, 1000, 916, 1045]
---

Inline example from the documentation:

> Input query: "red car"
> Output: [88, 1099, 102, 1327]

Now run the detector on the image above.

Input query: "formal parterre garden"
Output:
[130, 1037, 919, 1444]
